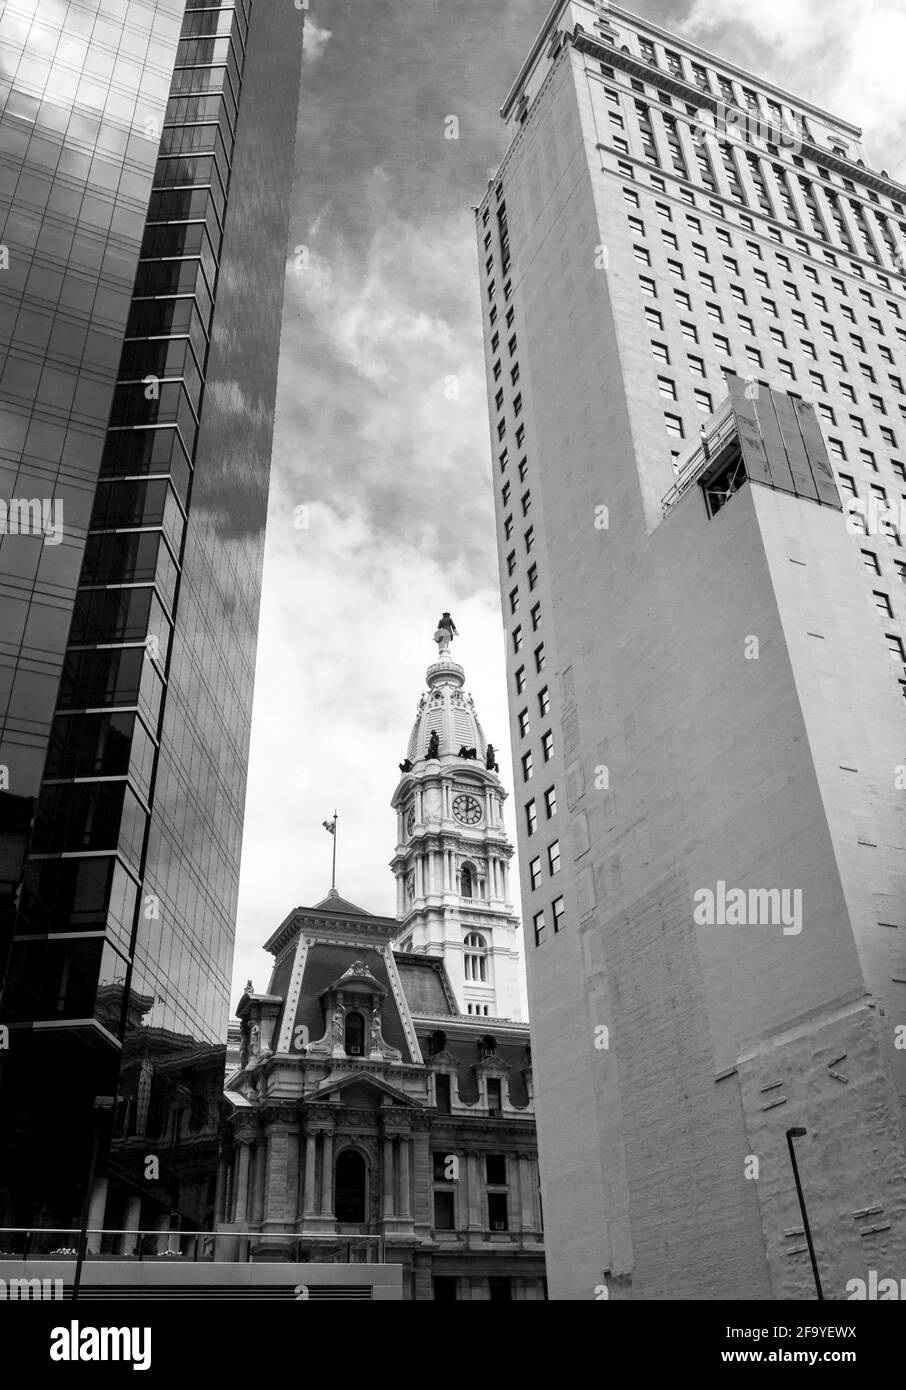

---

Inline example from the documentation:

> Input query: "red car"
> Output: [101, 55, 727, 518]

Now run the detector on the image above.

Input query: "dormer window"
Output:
[344, 1010, 365, 1055]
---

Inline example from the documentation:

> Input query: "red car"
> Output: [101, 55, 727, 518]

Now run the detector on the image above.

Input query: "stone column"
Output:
[86, 1176, 108, 1254]
[507, 1154, 522, 1234]
[466, 1151, 483, 1231]
[213, 1150, 229, 1223]
[264, 1122, 291, 1224]
[411, 1126, 430, 1228]
[285, 1126, 300, 1224]
[302, 1131, 318, 1217]
[398, 1135, 412, 1220]
[382, 1136, 395, 1219]
[520, 1154, 537, 1231]
[251, 1138, 266, 1225]
[233, 1133, 254, 1226]
[319, 1130, 334, 1217]
[120, 1195, 142, 1255]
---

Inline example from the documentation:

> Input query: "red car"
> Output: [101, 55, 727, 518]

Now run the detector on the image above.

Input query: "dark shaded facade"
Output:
[0, 0, 304, 1239]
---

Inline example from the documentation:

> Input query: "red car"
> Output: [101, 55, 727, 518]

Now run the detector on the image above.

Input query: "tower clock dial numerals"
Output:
[405, 808, 416, 837]
[453, 794, 482, 825]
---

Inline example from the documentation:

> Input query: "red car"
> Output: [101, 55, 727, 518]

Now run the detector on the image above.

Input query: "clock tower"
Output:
[390, 619, 523, 1020]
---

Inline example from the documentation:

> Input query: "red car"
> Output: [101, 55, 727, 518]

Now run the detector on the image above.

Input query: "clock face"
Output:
[405, 808, 416, 837]
[453, 794, 482, 825]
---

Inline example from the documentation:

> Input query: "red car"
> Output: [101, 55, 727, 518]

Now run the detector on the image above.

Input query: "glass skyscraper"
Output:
[0, 0, 304, 1242]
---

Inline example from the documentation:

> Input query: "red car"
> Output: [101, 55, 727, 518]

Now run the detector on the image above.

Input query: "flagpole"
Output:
[331, 810, 337, 891]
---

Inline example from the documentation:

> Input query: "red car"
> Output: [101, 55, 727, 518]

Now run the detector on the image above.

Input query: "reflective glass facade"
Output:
[0, 0, 303, 1236]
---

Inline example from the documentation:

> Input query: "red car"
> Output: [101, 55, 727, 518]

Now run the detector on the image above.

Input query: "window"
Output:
[538, 686, 550, 716]
[695, 389, 713, 412]
[779, 359, 795, 380]
[527, 561, 538, 590]
[542, 730, 554, 761]
[486, 1079, 502, 1115]
[534, 643, 546, 672]
[530, 602, 542, 630]
[434, 1190, 455, 1230]
[533, 909, 546, 946]
[518, 708, 530, 737]
[674, 289, 692, 310]
[506, 551, 516, 576]
[548, 841, 561, 875]
[874, 591, 894, 619]
[639, 275, 657, 297]
[681, 322, 699, 343]
[464, 931, 488, 982]
[544, 786, 557, 818]
[739, 314, 754, 335]
[521, 750, 533, 782]
[521, 491, 531, 516]
[645, 306, 663, 330]
[435, 1073, 451, 1113]
[487, 1195, 509, 1234]
[552, 896, 566, 933]
[634, 245, 651, 266]
[664, 414, 684, 438]
[706, 302, 723, 323]
[525, 524, 534, 551]
[515, 666, 526, 695]
[688, 355, 706, 377]
[525, 799, 537, 834]
[529, 857, 542, 890]
[512, 625, 523, 652]
[344, 1010, 365, 1055]
[762, 298, 778, 318]
[652, 341, 670, 363]
[801, 341, 817, 360]
[861, 550, 881, 575]
[658, 376, 677, 400]
[886, 633, 906, 663]
[731, 284, 747, 304]
[745, 346, 762, 368]
[667, 259, 685, 279]
[713, 333, 730, 354]
[508, 587, 518, 615]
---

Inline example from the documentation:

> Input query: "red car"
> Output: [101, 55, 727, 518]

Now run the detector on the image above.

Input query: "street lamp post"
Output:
[786, 1126, 823, 1300]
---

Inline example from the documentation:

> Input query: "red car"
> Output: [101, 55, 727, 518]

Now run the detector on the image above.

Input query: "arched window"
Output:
[335, 1149, 367, 1224]
[464, 931, 488, 983]
[344, 1010, 365, 1055]
[460, 865, 474, 898]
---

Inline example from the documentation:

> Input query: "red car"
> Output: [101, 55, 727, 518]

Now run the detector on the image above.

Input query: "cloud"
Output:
[233, 183, 526, 1013]
[676, 0, 906, 178]
[302, 16, 332, 64]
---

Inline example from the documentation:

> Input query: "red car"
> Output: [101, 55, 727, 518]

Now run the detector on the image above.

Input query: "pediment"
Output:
[312, 1068, 422, 1107]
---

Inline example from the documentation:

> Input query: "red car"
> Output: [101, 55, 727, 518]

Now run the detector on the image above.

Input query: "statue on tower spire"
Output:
[433, 611, 458, 657]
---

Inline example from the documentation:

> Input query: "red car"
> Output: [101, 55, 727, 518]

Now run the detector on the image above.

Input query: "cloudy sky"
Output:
[231, 0, 906, 1002]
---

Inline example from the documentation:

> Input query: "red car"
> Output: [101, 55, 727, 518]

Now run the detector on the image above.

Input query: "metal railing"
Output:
[0, 1228, 385, 1264]
[662, 396, 737, 511]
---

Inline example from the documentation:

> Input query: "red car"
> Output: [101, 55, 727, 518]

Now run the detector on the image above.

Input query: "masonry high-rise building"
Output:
[0, 0, 304, 1241]
[476, 0, 906, 1300]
